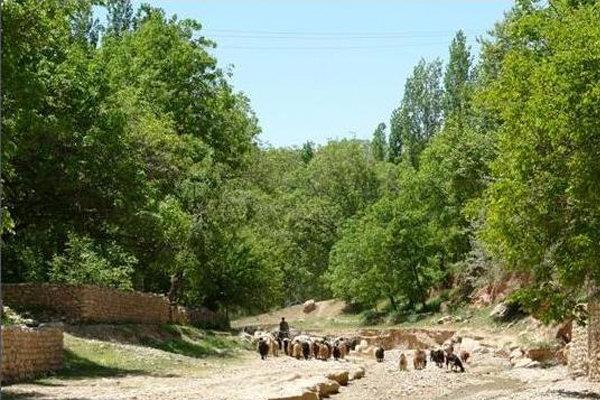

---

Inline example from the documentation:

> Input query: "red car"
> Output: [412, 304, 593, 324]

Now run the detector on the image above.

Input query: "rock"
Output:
[527, 347, 558, 363]
[326, 370, 349, 386]
[269, 393, 318, 400]
[513, 357, 540, 368]
[301, 392, 319, 400]
[437, 316, 452, 325]
[351, 366, 366, 380]
[473, 346, 490, 354]
[490, 301, 522, 322]
[303, 300, 317, 314]
[315, 379, 340, 397]
[509, 348, 524, 360]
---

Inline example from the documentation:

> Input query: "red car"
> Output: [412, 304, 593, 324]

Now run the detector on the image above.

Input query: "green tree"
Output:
[301, 141, 315, 164]
[477, 0, 600, 321]
[106, 0, 133, 36]
[371, 122, 387, 161]
[390, 59, 444, 167]
[444, 30, 472, 118]
[328, 193, 441, 309]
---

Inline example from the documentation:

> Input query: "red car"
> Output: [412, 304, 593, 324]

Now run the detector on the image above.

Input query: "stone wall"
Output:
[2, 283, 226, 328]
[568, 320, 588, 377]
[588, 301, 600, 380]
[2, 324, 63, 383]
[78, 285, 170, 324]
[2, 283, 84, 321]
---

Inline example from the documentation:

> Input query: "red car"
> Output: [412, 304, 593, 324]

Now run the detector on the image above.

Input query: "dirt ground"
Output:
[5, 337, 600, 400]
[232, 299, 348, 329]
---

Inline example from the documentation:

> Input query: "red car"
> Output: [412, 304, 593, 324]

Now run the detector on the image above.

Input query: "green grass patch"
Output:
[31, 325, 252, 383]
[143, 325, 251, 358]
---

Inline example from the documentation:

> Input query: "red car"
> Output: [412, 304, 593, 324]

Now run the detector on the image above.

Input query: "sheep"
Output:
[292, 342, 302, 359]
[399, 353, 408, 371]
[413, 349, 427, 370]
[318, 343, 330, 360]
[302, 341, 311, 360]
[258, 338, 269, 360]
[446, 353, 465, 372]
[375, 346, 384, 362]
[459, 350, 470, 364]
[430, 348, 445, 368]
[333, 345, 341, 361]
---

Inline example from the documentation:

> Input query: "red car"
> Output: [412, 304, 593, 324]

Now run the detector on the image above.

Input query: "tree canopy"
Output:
[3, 0, 600, 322]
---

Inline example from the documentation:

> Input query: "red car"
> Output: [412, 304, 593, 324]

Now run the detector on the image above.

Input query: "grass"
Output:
[143, 325, 252, 358]
[29, 325, 252, 384]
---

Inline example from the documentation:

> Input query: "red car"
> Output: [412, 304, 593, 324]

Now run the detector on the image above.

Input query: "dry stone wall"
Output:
[2, 324, 63, 383]
[3, 283, 226, 328]
[588, 301, 600, 380]
[568, 320, 588, 377]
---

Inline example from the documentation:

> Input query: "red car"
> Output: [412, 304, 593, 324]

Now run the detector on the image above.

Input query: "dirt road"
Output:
[337, 349, 600, 400]
[6, 348, 600, 400]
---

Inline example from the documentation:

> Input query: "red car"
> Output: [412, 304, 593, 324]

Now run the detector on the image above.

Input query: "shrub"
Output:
[360, 309, 386, 326]
[49, 233, 136, 290]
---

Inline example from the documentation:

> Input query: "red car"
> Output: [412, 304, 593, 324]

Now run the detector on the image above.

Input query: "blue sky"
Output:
[131, 1, 513, 148]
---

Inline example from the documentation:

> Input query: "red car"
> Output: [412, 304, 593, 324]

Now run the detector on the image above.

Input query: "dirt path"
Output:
[337, 349, 600, 400]
[7, 349, 600, 400]
[4, 353, 358, 400]
[6, 327, 600, 400]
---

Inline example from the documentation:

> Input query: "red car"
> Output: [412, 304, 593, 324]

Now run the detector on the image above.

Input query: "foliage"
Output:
[49, 234, 136, 291]
[477, 0, 600, 321]
[371, 122, 387, 161]
[389, 59, 444, 166]
[4, 0, 599, 322]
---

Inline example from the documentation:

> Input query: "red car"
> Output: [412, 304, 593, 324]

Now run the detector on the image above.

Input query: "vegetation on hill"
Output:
[3, 0, 600, 322]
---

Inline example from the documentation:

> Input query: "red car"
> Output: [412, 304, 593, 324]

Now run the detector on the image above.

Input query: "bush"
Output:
[423, 291, 449, 313]
[49, 233, 136, 290]
[360, 309, 386, 326]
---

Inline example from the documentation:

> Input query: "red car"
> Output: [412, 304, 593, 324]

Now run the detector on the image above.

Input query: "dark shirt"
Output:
[279, 320, 289, 332]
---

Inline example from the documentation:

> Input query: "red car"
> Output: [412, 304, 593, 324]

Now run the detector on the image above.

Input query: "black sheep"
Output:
[333, 345, 341, 361]
[302, 341, 311, 360]
[258, 338, 269, 360]
[375, 346, 384, 362]
[446, 353, 465, 372]
[430, 349, 445, 368]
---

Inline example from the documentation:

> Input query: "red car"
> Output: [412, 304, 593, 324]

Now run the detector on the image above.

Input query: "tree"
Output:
[390, 59, 444, 167]
[301, 141, 315, 164]
[106, 0, 133, 36]
[371, 122, 387, 161]
[477, 0, 600, 321]
[444, 30, 472, 118]
[327, 193, 442, 309]
[388, 111, 403, 163]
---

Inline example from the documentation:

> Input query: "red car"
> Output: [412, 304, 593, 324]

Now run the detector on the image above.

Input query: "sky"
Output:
[131, 1, 513, 148]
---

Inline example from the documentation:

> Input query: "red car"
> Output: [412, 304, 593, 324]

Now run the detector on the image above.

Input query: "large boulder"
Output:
[490, 301, 523, 322]
[315, 379, 340, 397]
[326, 370, 349, 386]
[303, 300, 317, 314]
[351, 366, 366, 380]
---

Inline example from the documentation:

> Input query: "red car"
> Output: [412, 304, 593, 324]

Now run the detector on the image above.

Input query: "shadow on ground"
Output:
[58, 349, 145, 379]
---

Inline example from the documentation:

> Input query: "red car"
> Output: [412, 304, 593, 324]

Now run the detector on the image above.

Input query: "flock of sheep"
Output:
[255, 331, 354, 361]
[254, 330, 470, 373]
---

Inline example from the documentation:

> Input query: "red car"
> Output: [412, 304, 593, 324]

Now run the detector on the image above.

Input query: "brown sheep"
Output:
[292, 342, 302, 359]
[413, 349, 427, 370]
[459, 350, 470, 364]
[399, 353, 408, 371]
[318, 343, 330, 360]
